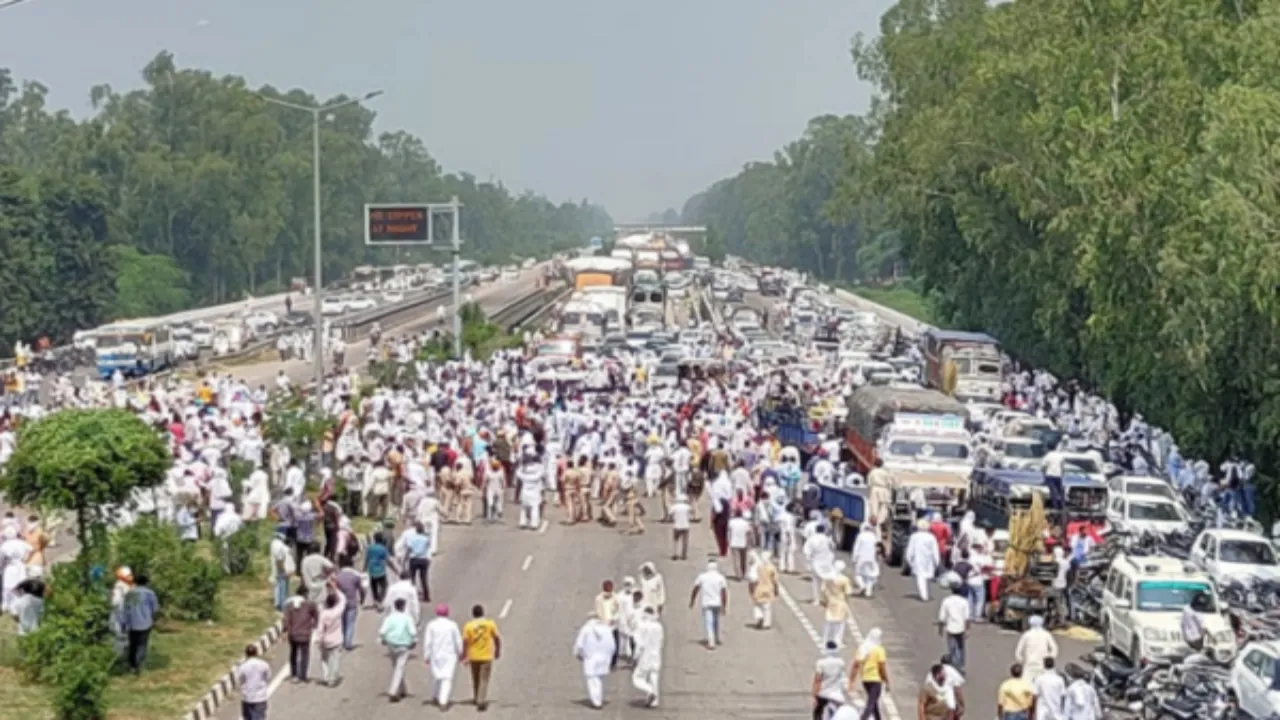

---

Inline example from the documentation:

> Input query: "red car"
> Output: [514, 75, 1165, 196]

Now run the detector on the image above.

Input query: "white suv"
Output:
[1102, 553, 1234, 663]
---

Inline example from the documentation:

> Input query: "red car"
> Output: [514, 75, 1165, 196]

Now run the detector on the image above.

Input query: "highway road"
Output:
[215, 502, 822, 720]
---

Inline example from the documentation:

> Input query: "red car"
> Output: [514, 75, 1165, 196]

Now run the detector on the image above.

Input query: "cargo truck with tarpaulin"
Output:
[840, 385, 974, 565]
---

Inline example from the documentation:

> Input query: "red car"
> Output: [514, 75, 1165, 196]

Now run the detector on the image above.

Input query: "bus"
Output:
[94, 320, 177, 379]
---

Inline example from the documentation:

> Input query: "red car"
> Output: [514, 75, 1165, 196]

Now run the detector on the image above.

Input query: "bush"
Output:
[51, 643, 115, 720]
[219, 523, 262, 576]
[228, 459, 254, 503]
[19, 563, 113, 684]
[114, 518, 223, 621]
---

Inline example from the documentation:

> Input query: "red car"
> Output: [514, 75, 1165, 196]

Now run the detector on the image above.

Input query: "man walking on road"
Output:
[575, 610, 617, 709]
[400, 521, 432, 602]
[379, 597, 417, 703]
[463, 604, 501, 711]
[631, 605, 664, 708]
[937, 583, 970, 672]
[689, 559, 728, 649]
[423, 603, 464, 709]
[235, 645, 271, 720]
[282, 585, 318, 684]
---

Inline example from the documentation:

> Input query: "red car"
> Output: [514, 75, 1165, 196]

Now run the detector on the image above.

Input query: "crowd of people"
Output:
[4, 271, 1270, 720]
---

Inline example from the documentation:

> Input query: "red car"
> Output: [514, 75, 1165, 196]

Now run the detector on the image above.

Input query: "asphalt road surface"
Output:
[213, 492, 1095, 720]
[216, 501, 823, 720]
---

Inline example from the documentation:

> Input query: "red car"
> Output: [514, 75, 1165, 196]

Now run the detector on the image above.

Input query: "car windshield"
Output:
[537, 341, 576, 357]
[1005, 442, 1047, 459]
[1021, 427, 1062, 448]
[1127, 482, 1177, 502]
[1128, 501, 1183, 522]
[656, 363, 678, 376]
[1136, 581, 1216, 612]
[886, 440, 970, 460]
[1064, 458, 1101, 474]
[1220, 539, 1278, 565]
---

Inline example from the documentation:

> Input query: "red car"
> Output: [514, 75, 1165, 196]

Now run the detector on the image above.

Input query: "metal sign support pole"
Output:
[450, 197, 462, 360]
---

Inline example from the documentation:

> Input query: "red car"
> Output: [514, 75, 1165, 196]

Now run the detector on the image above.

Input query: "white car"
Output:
[650, 362, 680, 389]
[1190, 528, 1280, 586]
[1046, 450, 1109, 484]
[982, 436, 1048, 471]
[191, 322, 215, 348]
[1102, 553, 1234, 664]
[1106, 492, 1191, 535]
[346, 296, 377, 312]
[1232, 641, 1280, 720]
[320, 296, 348, 316]
[1108, 475, 1184, 506]
[501, 269, 519, 281]
[243, 310, 279, 334]
[382, 290, 405, 304]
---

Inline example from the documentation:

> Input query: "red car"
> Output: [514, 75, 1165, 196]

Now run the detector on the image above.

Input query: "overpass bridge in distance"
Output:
[612, 224, 707, 237]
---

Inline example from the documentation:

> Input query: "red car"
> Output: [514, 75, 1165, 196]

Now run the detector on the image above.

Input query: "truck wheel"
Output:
[887, 539, 904, 567]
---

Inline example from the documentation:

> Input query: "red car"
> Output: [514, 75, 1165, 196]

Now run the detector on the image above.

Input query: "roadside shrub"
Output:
[228, 459, 254, 502]
[220, 523, 262, 576]
[50, 642, 115, 720]
[114, 517, 223, 621]
[19, 563, 113, 683]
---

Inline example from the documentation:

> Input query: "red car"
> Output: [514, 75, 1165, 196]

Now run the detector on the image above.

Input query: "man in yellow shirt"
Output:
[462, 604, 501, 711]
[997, 663, 1035, 720]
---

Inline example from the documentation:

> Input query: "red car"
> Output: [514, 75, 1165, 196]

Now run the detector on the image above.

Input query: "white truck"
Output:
[578, 286, 628, 332]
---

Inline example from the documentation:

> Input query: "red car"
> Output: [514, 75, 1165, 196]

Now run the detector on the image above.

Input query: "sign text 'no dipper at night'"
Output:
[364, 203, 433, 245]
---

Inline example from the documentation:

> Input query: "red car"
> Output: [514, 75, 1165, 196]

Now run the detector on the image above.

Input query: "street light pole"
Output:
[261, 90, 383, 395]
[311, 110, 323, 393]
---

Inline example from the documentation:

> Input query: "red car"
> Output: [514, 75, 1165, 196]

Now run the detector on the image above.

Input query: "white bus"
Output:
[94, 320, 176, 380]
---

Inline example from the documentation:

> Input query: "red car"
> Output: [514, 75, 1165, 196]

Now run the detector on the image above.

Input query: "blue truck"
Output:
[815, 482, 867, 551]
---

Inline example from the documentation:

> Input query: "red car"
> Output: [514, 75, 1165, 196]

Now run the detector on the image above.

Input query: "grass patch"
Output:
[0, 528, 277, 720]
[851, 283, 941, 326]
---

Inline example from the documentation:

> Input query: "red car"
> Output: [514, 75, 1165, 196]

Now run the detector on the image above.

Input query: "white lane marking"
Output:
[266, 662, 290, 697]
[499, 598, 513, 619]
[538, 519, 549, 534]
[777, 583, 903, 720]
[522, 554, 533, 572]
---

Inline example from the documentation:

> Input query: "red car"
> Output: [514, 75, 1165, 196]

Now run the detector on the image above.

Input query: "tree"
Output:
[0, 409, 169, 580]
[681, 115, 883, 283]
[111, 245, 191, 318]
[0, 51, 613, 345]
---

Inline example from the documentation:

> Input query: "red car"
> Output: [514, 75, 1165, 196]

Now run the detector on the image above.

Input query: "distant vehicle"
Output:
[191, 322, 215, 348]
[382, 290, 405, 304]
[321, 296, 348, 316]
[346, 296, 377, 312]
[243, 310, 279, 334]
[281, 311, 312, 328]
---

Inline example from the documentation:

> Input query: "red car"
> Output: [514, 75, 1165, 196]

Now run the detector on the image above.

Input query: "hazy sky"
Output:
[0, 0, 890, 221]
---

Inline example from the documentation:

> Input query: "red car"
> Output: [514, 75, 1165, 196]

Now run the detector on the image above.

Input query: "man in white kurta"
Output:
[1015, 615, 1059, 683]
[574, 613, 617, 709]
[516, 455, 546, 530]
[631, 606, 664, 707]
[851, 521, 880, 597]
[905, 520, 940, 601]
[422, 604, 464, 708]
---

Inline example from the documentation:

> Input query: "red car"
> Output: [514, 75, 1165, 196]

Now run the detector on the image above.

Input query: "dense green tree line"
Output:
[686, 0, 1280, 509]
[680, 114, 900, 283]
[0, 51, 612, 350]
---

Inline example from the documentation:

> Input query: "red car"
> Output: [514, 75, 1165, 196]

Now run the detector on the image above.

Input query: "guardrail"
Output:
[492, 285, 571, 332]
[832, 288, 932, 335]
